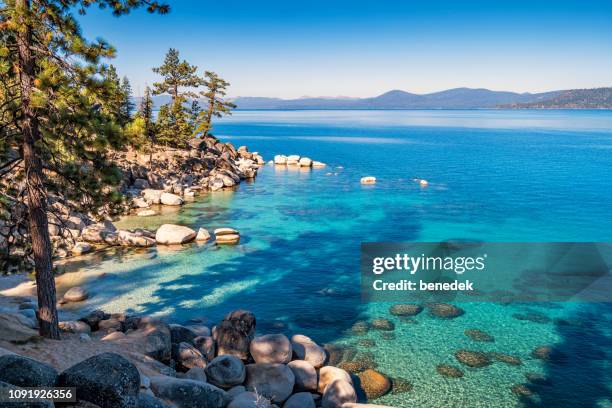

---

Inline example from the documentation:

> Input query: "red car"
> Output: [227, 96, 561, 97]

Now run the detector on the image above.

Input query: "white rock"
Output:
[195, 228, 211, 241]
[299, 157, 313, 167]
[118, 230, 156, 247]
[160, 192, 184, 206]
[142, 189, 164, 204]
[274, 155, 287, 165]
[312, 161, 326, 168]
[63, 286, 88, 303]
[360, 176, 376, 185]
[214, 227, 239, 236]
[71, 242, 92, 255]
[132, 197, 150, 208]
[155, 224, 197, 245]
[137, 209, 157, 217]
[216, 234, 240, 245]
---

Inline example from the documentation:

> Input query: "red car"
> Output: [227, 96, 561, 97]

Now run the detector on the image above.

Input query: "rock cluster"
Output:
[2, 135, 261, 270]
[0, 306, 398, 408]
[273, 154, 326, 168]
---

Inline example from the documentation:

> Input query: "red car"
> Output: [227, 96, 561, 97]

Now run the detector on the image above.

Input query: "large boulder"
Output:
[227, 391, 273, 408]
[244, 363, 295, 404]
[142, 189, 164, 205]
[169, 324, 198, 345]
[126, 317, 172, 363]
[214, 310, 255, 360]
[287, 360, 317, 391]
[155, 224, 196, 245]
[204, 355, 246, 389]
[321, 379, 357, 408]
[160, 192, 184, 206]
[118, 230, 156, 247]
[214, 228, 240, 245]
[299, 157, 312, 167]
[284, 392, 315, 408]
[173, 342, 207, 372]
[318, 366, 352, 393]
[58, 352, 140, 408]
[273, 155, 287, 165]
[195, 228, 211, 242]
[150, 376, 229, 408]
[0, 354, 58, 387]
[194, 336, 215, 361]
[249, 334, 292, 364]
[291, 334, 326, 368]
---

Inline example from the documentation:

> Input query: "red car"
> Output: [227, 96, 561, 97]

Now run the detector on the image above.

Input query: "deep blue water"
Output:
[62, 110, 612, 407]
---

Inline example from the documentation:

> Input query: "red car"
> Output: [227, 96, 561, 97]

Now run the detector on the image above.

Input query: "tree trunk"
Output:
[204, 96, 215, 137]
[16, 0, 60, 339]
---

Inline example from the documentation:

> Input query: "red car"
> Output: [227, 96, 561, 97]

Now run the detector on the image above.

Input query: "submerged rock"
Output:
[370, 318, 395, 331]
[389, 304, 423, 317]
[464, 329, 494, 342]
[531, 346, 567, 363]
[427, 303, 465, 319]
[358, 369, 391, 400]
[351, 321, 370, 335]
[511, 383, 534, 397]
[436, 364, 464, 378]
[391, 377, 413, 394]
[489, 352, 522, 366]
[455, 350, 492, 368]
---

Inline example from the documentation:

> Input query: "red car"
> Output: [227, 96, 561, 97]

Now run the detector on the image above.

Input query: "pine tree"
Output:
[196, 71, 236, 137]
[120, 76, 134, 124]
[152, 48, 200, 101]
[152, 49, 200, 146]
[0, 0, 168, 339]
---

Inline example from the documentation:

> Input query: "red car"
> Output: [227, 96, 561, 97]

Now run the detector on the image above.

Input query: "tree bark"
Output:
[16, 0, 60, 339]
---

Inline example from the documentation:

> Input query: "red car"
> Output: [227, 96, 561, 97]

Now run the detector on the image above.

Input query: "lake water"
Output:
[62, 110, 612, 407]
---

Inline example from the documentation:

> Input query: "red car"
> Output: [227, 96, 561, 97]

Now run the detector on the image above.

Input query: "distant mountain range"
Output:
[500, 88, 612, 109]
[136, 87, 612, 110]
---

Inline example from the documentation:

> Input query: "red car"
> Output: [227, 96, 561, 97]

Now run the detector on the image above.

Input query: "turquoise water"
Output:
[62, 110, 612, 407]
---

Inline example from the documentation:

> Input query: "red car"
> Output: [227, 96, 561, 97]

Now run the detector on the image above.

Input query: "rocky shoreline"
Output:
[0, 291, 394, 408]
[1, 135, 263, 273]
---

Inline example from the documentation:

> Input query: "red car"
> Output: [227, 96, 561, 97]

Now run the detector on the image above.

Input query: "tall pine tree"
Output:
[152, 48, 200, 146]
[196, 71, 236, 138]
[0, 0, 168, 339]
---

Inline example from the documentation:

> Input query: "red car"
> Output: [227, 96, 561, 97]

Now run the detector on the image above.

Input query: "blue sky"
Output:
[77, 0, 612, 98]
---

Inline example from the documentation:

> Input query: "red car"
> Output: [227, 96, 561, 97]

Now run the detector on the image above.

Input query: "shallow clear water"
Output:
[61, 110, 612, 407]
